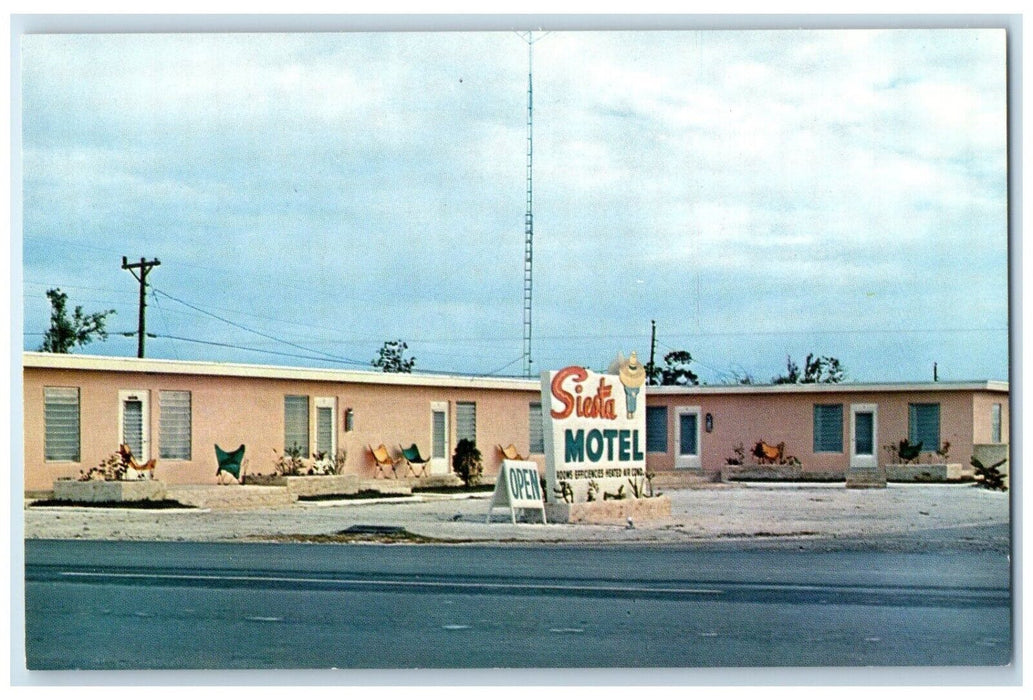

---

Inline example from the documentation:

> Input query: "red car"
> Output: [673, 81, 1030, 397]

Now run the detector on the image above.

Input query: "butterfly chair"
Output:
[370, 444, 401, 478]
[118, 443, 157, 479]
[215, 444, 247, 485]
[498, 443, 527, 462]
[399, 443, 431, 478]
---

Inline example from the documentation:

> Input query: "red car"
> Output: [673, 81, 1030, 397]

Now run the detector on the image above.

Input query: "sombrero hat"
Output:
[619, 351, 646, 388]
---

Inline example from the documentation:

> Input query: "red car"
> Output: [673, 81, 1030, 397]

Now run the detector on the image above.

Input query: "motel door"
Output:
[850, 403, 878, 471]
[430, 401, 449, 475]
[119, 390, 151, 462]
[675, 406, 702, 471]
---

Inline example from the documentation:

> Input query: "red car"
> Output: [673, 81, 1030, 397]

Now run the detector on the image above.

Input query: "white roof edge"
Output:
[21, 352, 539, 391]
[648, 380, 1010, 395]
[21, 353, 1009, 395]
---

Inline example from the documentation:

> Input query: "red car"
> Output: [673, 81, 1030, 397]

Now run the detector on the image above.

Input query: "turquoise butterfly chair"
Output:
[399, 443, 430, 478]
[215, 444, 246, 484]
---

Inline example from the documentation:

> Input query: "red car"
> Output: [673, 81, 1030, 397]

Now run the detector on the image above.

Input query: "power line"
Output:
[478, 354, 525, 377]
[150, 287, 181, 361]
[152, 287, 369, 367]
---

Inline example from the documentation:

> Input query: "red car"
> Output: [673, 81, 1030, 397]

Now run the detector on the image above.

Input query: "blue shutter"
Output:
[528, 402, 544, 454]
[456, 402, 477, 444]
[646, 406, 668, 453]
[284, 395, 309, 455]
[159, 390, 192, 460]
[909, 403, 940, 451]
[44, 387, 80, 462]
[813, 404, 843, 453]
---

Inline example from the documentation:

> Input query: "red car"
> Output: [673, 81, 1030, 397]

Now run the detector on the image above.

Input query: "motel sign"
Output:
[541, 357, 647, 503]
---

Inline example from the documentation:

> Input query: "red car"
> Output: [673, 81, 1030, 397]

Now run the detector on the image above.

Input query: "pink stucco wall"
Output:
[22, 354, 1008, 492]
[644, 385, 1008, 475]
[23, 361, 544, 492]
[972, 391, 1010, 445]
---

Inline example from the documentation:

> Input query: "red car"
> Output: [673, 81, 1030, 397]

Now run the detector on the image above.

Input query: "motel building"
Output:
[22, 351, 1009, 494]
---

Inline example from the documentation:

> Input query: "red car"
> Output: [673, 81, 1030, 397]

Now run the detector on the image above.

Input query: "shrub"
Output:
[452, 439, 483, 488]
[273, 444, 305, 476]
[971, 456, 1008, 492]
[79, 452, 126, 481]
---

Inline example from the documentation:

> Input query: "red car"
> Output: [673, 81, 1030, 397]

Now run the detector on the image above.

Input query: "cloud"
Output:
[20, 29, 1009, 381]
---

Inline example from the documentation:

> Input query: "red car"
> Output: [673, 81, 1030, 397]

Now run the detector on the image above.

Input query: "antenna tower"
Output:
[518, 31, 546, 378]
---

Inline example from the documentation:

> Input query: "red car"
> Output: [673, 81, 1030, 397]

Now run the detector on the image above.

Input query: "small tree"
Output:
[657, 350, 700, 386]
[772, 353, 844, 384]
[39, 288, 115, 353]
[371, 339, 416, 373]
[452, 438, 483, 488]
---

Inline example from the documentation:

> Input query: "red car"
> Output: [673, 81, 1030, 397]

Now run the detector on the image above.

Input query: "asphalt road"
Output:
[23, 536, 1012, 671]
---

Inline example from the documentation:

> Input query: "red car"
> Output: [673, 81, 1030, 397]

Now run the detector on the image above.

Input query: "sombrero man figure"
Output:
[618, 351, 647, 419]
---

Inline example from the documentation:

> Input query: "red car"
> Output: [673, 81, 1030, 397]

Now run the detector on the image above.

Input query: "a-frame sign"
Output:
[485, 460, 547, 524]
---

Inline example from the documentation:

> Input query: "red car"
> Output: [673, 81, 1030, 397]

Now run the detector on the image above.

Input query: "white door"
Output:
[430, 401, 449, 475]
[850, 403, 878, 471]
[119, 390, 151, 461]
[314, 397, 337, 458]
[675, 406, 702, 471]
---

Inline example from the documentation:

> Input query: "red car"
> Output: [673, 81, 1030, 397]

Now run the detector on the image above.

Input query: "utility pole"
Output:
[121, 256, 161, 358]
[648, 319, 657, 386]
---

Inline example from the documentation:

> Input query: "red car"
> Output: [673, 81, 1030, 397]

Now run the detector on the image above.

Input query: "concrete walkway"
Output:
[23, 482, 1010, 549]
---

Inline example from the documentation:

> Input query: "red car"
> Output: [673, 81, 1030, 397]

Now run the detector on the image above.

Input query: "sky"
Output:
[18, 26, 1011, 384]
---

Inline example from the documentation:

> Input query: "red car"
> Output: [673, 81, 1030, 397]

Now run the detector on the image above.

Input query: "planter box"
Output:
[243, 474, 361, 498]
[886, 463, 971, 482]
[53, 478, 166, 503]
[845, 465, 887, 489]
[721, 464, 844, 482]
[545, 495, 671, 525]
[282, 474, 361, 498]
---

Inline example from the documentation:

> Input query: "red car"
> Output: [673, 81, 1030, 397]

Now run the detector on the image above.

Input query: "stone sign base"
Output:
[53, 479, 167, 503]
[545, 495, 671, 525]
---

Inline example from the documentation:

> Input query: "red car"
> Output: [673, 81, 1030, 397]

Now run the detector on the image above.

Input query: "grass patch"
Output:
[412, 484, 494, 495]
[262, 528, 466, 544]
[28, 499, 195, 509]
[297, 490, 414, 502]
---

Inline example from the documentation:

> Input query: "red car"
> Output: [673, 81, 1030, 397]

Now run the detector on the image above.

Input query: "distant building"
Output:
[21, 352, 1009, 493]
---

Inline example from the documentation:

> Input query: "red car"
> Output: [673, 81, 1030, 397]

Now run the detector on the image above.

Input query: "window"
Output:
[529, 402, 544, 454]
[679, 412, 698, 456]
[646, 406, 668, 453]
[159, 390, 192, 460]
[909, 403, 940, 451]
[854, 411, 874, 456]
[991, 403, 1002, 443]
[122, 397, 145, 457]
[432, 405, 448, 460]
[315, 398, 337, 457]
[813, 404, 843, 453]
[44, 387, 80, 462]
[284, 395, 310, 455]
[456, 401, 477, 444]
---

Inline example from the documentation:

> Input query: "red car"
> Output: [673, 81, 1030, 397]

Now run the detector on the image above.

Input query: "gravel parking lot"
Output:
[22, 482, 1011, 550]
